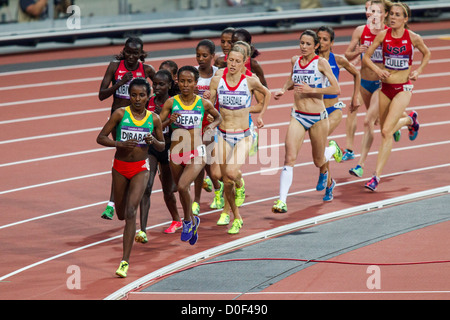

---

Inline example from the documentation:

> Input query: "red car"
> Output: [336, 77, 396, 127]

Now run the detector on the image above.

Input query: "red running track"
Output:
[0, 21, 449, 300]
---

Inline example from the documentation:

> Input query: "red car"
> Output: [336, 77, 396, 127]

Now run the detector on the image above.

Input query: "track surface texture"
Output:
[0, 21, 449, 301]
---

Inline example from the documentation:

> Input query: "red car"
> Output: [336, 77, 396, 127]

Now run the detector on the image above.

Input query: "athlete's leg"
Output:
[138, 154, 158, 233]
[280, 118, 306, 201]
[159, 162, 180, 222]
[310, 117, 332, 186]
[121, 170, 149, 263]
[358, 89, 379, 169]
[327, 109, 343, 136]
[375, 91, 412, 177]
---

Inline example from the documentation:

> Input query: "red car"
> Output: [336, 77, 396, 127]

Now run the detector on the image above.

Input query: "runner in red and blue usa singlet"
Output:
[361, 24, 389, 64]
[383, 28, 414, 71]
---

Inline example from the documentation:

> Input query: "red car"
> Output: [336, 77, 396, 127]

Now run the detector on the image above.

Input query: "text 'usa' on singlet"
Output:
[218, 72, 252, 111]
[113, 60, 145, 99]
[361, 24, 388, 64]
[323, 52, 340, 99]
[171, 95, 205, 130]
[116, 106, 154, 147]
[292, 55, 325, 89]
[383, 28, 414, 71]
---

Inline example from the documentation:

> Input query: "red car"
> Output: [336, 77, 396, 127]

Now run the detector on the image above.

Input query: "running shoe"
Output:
[249, 130, 259, 157]
[329, 140, 343, 163]
[202, 176, 213, 192]
[349, 165, 363, 178]
[342, 149, 355, 161]
[323, 179, 336, 202]
[408, 111, 419, 141]
[210, 181, 225, 209]
[217, 212, 230, 226]
[134, 230, 148, 243]
[316, 171, 328, 191]
[272, 199, 287, 213]
[181, 220, 194, 242]
[163, 220, 182, 234]
[189, 216, 200, 245]
[228, 219, 243, 235]
[115, 261, 129, 278]
[101, 205, 114, 220]
[235, 178, 245, 207]
[393, 130, 401, 142]
[365, 175, 380, 191]
[192, 201, 200, 216]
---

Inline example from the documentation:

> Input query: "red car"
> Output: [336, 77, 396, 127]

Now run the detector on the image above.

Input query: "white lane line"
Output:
[1, 116, 449, 169]
[0, 148, 109, 168]
[0, 108, 109, 125]
[0, 36, 448, 77]
[1, 138, 449, 206]
[0, 83, 449, 145]
[0, 127, 101, 145]
[1, 167, 449, 284]
[0, 92, 98, 108]
[105, 183, 450, 300]
[0, 171, 109, 195]
[1, 65, 449, 108]
[1, 125, 449, 195]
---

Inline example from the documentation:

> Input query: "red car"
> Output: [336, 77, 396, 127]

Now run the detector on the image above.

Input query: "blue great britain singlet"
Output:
[292, 55, 326, 89]
[323, 52, 340, 99]
[116, 106, 154, 147]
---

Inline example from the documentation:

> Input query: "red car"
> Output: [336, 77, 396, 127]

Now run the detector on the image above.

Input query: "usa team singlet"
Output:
[361, 24, 388, 64]
[383, 28, 414, 71]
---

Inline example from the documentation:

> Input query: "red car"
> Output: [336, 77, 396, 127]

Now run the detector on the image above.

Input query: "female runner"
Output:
[159, 66, 222, 244]
[316, 26, 361, 195]
[211, 40, 264, 226]
[231, 28, 268, 87]
[98, 37, 156, 220]
[345, 0, 391, 178]
[346, 0, 415, 178]
[136, 70, 181, 243]
[96, 78, 165, 278]
[272, 30, 342, 213]
[214, 27, 235, 67]
[362, 2, 430, 191]
[192, 39, 224, 215]
[209, 45, 271, 234]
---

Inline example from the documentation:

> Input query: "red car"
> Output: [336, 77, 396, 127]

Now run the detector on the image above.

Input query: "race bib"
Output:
[174, 110, 202, 129]
[292, 69, 316, 86]
[115, 83, 130, 99]
[385, 54, 410, 70]
[372, 47, 383, 63]
[403, 84, 414, 92]
[196, 144, 206, 157]
[120, 126, 150, 146]
[219, 90, 247, 110]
